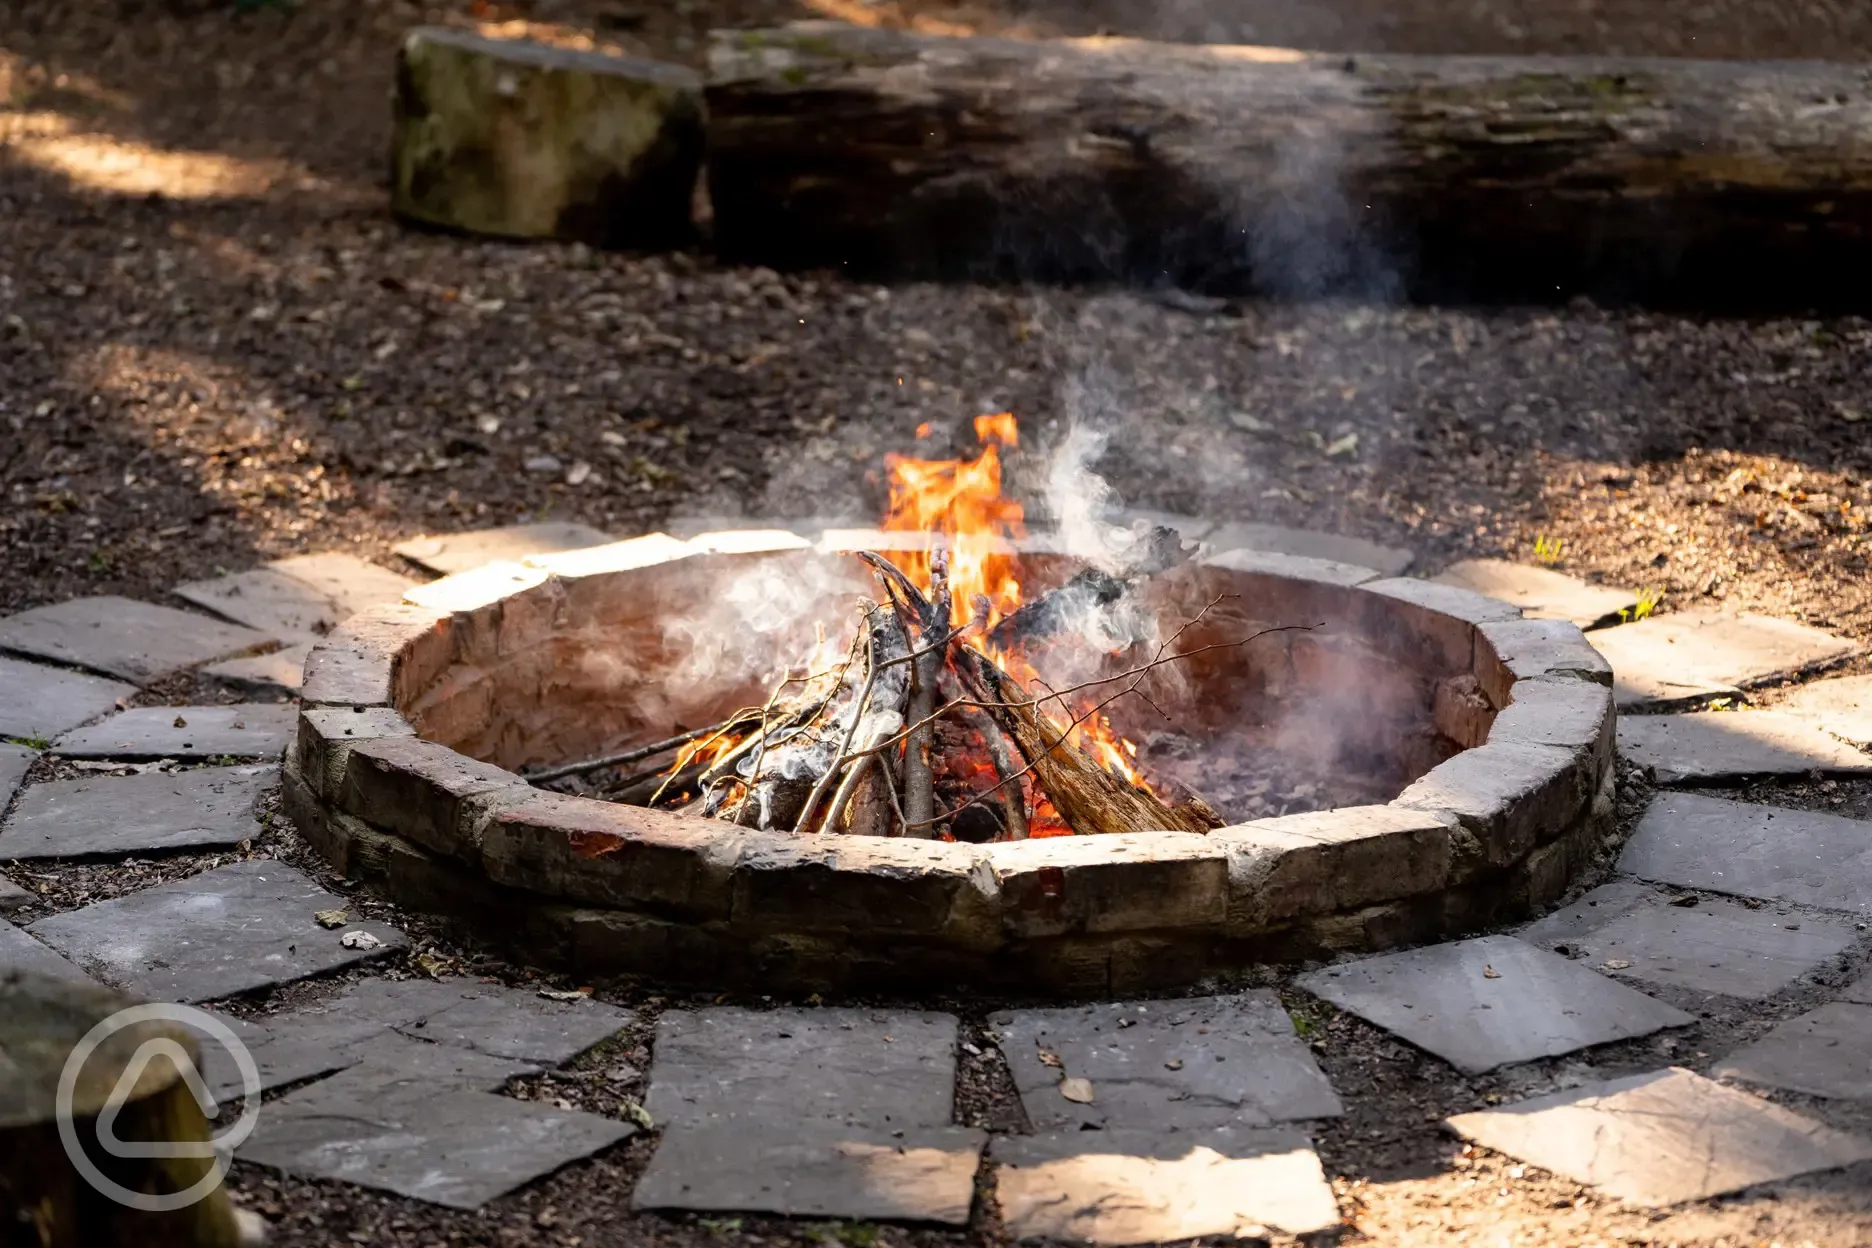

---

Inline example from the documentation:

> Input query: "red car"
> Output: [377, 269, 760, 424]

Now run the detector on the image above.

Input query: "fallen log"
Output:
[706, 24, 1872, 306]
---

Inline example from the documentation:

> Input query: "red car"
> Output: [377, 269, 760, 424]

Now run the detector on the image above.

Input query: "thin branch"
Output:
[524, 717, 755, 783]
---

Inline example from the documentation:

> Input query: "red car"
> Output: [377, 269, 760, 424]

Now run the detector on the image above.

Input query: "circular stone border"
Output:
[281, 530, 1617, 995]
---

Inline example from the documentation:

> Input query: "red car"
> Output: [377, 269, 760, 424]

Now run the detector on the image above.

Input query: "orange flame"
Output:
[883, 414, 1148, 793]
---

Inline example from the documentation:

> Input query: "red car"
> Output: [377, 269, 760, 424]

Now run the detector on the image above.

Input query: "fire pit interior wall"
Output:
[284, 536, 1618, 996]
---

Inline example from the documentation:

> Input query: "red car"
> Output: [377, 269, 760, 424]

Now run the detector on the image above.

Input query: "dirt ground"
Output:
[5, 1, 1872, 1246]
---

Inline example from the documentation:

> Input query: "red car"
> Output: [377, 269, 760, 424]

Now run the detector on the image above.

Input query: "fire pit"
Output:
[284, 428, 1615, 994]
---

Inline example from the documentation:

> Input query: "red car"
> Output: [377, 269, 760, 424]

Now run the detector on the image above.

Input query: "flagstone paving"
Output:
[992, 1126, 1341, 1242]
[0, 654, 135, 740]
[1587, 610, 1861, 709]
[26, 859, 405, 1001]
[1715, 1003, 1872, 1101]
[393, 521, 616, 575]
[14, 533, 1872, 1234]
[202, 642, 314, 697]
[0, 595, 279, 685]
[0, 764, 275, 860]
[990, 993, 1342, 1131]
[1620, 792, 1872, 915]
[1617, 710, 1872, 784]
[1446, 1068, 1872, 1206]
[53, 703, 296, 759]
[1522, 881, 1859, 1000]
[1778, 673, 1872, 747]
[1433, 559, 1637, 630]
[1296, 935, 1693, 1073]
[0, 872, 33, 913]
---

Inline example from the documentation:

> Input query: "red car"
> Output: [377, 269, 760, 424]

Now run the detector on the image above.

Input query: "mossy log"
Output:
[706, 23, 1872, 304]
[393, 27, 704, 248]
[0, 970, 248, 1248]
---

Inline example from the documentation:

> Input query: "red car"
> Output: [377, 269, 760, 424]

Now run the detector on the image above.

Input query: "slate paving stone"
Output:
[1617, 711, 1872, 784]
[274, 1032, 544, 1098]
[53, 704, 296, 760]
[645, 1006, 958, 1130]
[0, 917, 93, 983]
[1201, 521, 1413, 576]
[1432, 559, 1637, 630]
[0, 655, 135, 740]
[1447, 1067, 1872, 1206]
[990, 993, 1342, 1133]
[241, 1078, 632, 1210]
[26, 859, 405, 1001]
[188, 1010, 359, 1102]
[0, 745, 31, 809]
[393, 983, 633, 1064]
[1779, 673, 1872, 747]
[633, 1117, 986, 1223]
[1296, 935, 1693, 1074]
[176, 554, 413, 641]
[0, 596, 279, 686]
[0, 872, 34, 913]
[200, 642, 312, 697]
[1715, 1003, 1872, 1101]
[1619, 792, 1872, 915]
[1847, 972, 1872, 1005]
[393, 522, 615, 575]
[992, 1127, 1341, 1242]
[0, 764, 274, 860]
[1527, 895, 1856, 1001]
[1586, 610, 1861, 709]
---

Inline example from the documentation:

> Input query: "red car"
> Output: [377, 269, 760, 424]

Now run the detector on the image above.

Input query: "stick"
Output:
[901, 550, 949, 838]
[523, 718, 752, 784]
[793, 615, 882, 835]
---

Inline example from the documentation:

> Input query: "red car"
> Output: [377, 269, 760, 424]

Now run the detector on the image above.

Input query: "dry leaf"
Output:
[1036, 1047, 1063, 1069]
[414, 951, 451, 979]
[540, 986, 593, 1001]
[1058, 1076, 1095, 1104]
[172, 715, 188, 728]
[1602, 958, 1632, 971]
[313, 909, 348, 929]
[340, 930, 381, 950]
[1164, 1059, 1184, 1071]
[619, 1099, 655, 1130]
[1324, 432, 1360, 458]
[1482, 964, 1501, 979]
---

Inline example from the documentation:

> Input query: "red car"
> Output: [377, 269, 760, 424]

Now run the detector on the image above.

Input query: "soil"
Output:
[5, 1, 1872, 1245]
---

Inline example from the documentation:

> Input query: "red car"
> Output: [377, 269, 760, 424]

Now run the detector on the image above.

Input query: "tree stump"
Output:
[392, 27, 705, 249]
[705, 23, 1872, 305]
[0, 970, 248, 1248]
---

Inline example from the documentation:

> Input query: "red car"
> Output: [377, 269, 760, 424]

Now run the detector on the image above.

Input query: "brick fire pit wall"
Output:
[282, 531, 1616, 995]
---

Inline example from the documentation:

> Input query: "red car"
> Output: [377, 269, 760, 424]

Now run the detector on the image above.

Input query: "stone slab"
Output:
[992, 1127, 1341, 1242]
[1847, 972, 1872, 1005]
[0, 745, 31, 809]
[0, 917, 93, 983]
[1433, 559, 1637, 630]
[1202, 522, 1413, 577]
[1525, 891, 1856, 1001]
[271, 1031, 543, 1099]
[1447, 1067, 1872, 1206]
[0, 764, 274, 860]
[376, 980, 633, 1064]
[1620, 792, 1872, 915]
[201, 641, 312, 697]
[241, 1081, 631, 1210]
[0, 655, 135, 740]
[1587, 611, 1861, 709]
[0, 872, 34, 913]
[53, 704, 296, 760]
[646, 1006, 957, 1131]
[1618, 711, 1872, 784]
[1779, 674, 1872, 748]
[1716, 1003, 1872, 1101]
[190, 1010, 360, 1102]
[27, 860, 405, 1002]
[633, 1117, 985, 1223]
[1199, 547, 1381, 586]
[1296, 935, 1692, 1074]
[0, 596, 278, 686]
[176, 553, 413, 640]
[990, 993, 1341, 1133]
[393, 522, 614, 575]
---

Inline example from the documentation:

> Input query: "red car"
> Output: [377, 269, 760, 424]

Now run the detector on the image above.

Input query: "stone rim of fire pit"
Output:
[282, 530, 1616, 995]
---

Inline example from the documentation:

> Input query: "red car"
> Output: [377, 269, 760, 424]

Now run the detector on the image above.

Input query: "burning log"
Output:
[707, 23, 1872, 305]
[987, 522, 1191, 651]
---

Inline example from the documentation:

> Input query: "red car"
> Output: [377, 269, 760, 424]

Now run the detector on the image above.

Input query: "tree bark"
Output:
[706, 23, 1872, 306]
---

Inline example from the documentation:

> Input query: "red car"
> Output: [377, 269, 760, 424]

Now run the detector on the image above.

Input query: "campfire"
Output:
[527, 415, 1308, 840]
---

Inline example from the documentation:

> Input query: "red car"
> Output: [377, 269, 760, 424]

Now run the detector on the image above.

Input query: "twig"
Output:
[901, 550, 950, 837]
[523, 718, 752, 784]
[817, 754, 876, 835]
[793, 614, 883, 835]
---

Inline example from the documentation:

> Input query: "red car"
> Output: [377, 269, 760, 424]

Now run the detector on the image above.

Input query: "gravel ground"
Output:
[5, 2, 1872, 1246]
